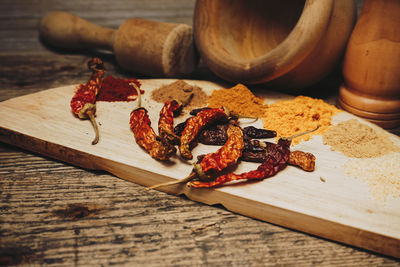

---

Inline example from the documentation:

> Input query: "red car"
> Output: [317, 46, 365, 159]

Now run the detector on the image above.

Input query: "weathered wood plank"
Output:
[1, 147, 397, 266]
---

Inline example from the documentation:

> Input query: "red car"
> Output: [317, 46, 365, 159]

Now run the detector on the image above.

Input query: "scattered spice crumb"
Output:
[320, 177, 326, 183]
[207, 84, 268, 118]
[261, 96, 340, 144]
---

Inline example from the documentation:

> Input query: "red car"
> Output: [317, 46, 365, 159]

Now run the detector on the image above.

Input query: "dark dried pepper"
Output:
[243, 126, 276, 139]
[198, 124, 229, 145]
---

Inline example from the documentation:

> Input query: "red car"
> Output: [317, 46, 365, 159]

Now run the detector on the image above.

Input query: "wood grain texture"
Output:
[1, 0, 400, 266]
[193, 0, 356, 88]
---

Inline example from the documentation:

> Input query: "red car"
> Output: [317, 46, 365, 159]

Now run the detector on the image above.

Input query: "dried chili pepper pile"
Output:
[69, 63, 316, 188]
[188, 126, 318, 188]
[189, 138, 291, 188]
[147, 103, 317, 189]
[199, 123, 316, 172]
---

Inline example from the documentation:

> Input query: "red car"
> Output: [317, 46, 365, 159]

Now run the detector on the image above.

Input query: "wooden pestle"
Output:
[39, 11, 198, 77]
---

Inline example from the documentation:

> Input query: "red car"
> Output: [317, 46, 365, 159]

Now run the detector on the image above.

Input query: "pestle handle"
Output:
[38, 11, 198, 77]
[39, 11, 115, 51]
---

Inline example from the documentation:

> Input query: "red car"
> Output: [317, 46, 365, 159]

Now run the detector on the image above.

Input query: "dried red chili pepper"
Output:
[158, 100, 183, 145]
[193, 121, 243, 179]
[179, 107, 229, 159]
[70, 57, 105, 145]
[130, 107, 176, 161]
[288, 150, 316, 172]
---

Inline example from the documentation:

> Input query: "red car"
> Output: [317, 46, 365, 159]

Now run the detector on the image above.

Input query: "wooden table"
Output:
[1, 1, 399, 266]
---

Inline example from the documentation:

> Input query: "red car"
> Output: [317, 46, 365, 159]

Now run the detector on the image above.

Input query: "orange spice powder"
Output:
[262, 96, 341, 144]
[207, 84, 268, 117]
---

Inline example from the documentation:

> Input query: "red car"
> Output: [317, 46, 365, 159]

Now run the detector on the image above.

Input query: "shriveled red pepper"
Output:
[193, 121, 243, 179]
[158, 100, 183, 145]
[70, 57, 105, 145]
[130, 107, 176, 161]
[179, 107, 229, 159]
[189, 138, 290, 188]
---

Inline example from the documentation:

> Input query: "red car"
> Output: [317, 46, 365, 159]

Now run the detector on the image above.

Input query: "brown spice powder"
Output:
[261, 96, 340, 144]
[207, 84, 268, 118]
[323, 119, 400, 158]
[151, 80, 208, 109]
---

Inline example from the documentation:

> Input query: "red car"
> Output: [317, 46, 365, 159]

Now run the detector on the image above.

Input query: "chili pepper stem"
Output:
[130, 82, 142, 108]
[233, 114, 258, 121]
[86, 109, 100, 145]
[283, 125, 320, 141]
[147, 172, 197, 190]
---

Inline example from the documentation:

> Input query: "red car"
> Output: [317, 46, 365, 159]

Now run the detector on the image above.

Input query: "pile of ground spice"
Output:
[323, 119, 400, 202]
[97, 75, 142, 102]
[344, 153, 400, 202]
[207, 84, 268, 118]
[261, 96, 340, 144]
[151, 80, 208, 109]
[322, 119, 400, 158]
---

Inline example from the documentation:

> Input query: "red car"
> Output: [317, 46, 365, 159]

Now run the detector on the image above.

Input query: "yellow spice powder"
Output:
[262, 96, 341, 144]
[207, 84, 268, 118]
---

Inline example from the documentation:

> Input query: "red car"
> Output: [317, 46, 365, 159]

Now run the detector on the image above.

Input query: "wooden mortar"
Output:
[39, 11, 198, 77]
[339, 0, 400, 129]
[193, 0, 356, 90]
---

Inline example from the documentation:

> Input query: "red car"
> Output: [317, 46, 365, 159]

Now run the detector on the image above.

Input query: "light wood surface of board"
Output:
[1, 79, 399, 258]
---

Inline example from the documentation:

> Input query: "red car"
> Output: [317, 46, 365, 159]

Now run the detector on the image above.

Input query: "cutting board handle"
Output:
[39, 11, 115, 50]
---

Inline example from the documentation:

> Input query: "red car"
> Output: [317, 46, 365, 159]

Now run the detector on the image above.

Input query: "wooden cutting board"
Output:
[0, 79, 399, 258]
